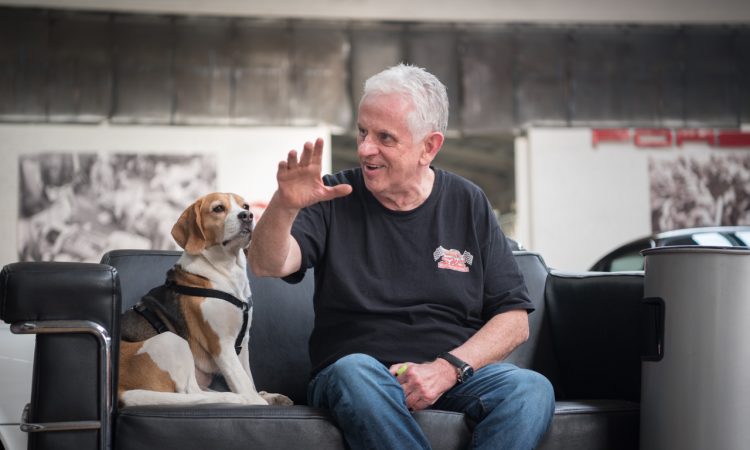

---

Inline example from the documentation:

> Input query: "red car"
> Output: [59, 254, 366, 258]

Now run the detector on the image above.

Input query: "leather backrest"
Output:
[101, 250, 181, 312]
[545, 270, 644, 402]
[246, 272, 315, 405]
[108, 249, 649, 405]
[505, 252, 562, 395]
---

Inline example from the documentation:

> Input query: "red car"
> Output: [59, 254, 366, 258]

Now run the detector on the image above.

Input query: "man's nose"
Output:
[358, 136, 378, 158]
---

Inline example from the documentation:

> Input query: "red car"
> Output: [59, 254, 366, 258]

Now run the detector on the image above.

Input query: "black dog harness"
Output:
[133, 280, 251, 355]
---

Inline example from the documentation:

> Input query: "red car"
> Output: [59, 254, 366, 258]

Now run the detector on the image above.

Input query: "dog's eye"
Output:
[212, 205, 225, 213]
[242, 204, 250, 210]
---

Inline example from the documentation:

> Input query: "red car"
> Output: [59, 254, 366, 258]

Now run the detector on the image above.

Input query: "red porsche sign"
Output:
[592, 128, 750, 148]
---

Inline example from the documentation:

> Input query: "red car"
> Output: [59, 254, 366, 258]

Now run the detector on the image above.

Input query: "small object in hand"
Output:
[396, 364, 409, 376]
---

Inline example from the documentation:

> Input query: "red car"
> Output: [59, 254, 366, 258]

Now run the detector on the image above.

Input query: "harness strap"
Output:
[132, 302, 169, 334]
[165, 280, 251, 355]
[134, 281, 251, 355]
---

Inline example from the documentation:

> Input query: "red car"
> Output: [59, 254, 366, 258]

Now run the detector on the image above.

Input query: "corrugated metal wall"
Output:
[2, 7, 748, 132]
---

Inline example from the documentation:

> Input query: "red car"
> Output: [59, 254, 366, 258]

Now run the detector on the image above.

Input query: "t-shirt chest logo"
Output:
[433, 246, 473, 273]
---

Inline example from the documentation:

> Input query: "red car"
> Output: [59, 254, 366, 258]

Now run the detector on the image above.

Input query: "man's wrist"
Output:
[433, 357, 459, 386]
[437, 352, 475, 383]
[270, 191, 303, 215]
[434, 356, 454, 372]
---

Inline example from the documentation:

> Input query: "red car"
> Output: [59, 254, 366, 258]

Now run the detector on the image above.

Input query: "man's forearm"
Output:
[247, 192, 303, 277]
[449, 309, 529, 371]
[393, 309, 530, 410]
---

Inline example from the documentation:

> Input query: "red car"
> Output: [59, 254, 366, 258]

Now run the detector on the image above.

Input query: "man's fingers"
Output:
[331, 184, 353, 198]
[312, 137, 325, 165]
[299, 141, 314, 166]
[286, 150, 299, 169]
[408, 392, 435, 411]
[285, 138, 324, 169]
[299, 138, 325, 167]
[321, 184, 353, 202]
[405, 393, 429, 411]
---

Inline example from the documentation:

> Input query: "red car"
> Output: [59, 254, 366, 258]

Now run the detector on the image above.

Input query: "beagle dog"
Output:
[118, 192, 292, 406]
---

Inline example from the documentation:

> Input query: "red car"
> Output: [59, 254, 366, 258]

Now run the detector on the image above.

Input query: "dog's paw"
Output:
[239, 393, 269, 405]
[259, 391, 294, 406]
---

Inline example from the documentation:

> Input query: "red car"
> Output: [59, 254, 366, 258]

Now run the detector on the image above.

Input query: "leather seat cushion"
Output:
[115, 405, 472, 450]
[538, 400, 640, 450]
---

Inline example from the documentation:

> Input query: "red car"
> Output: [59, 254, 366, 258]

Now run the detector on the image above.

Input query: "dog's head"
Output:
[171, 193, 253, 255]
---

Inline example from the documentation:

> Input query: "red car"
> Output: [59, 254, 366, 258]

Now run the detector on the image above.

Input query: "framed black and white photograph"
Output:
[0, 124, 332, 266]
[18, 152, 216, 262]
[649, 153, 750, 233]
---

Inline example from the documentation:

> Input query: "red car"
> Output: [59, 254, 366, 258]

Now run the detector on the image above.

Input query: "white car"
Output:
[0, 322, 33, 450]
[590, 226, 750, 272]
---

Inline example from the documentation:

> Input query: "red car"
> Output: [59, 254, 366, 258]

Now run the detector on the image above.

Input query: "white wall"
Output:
[515, 128, 750, 271]
[2, 0, 749, 23]
[0, 124, 331, 267]
[522, 128, 651, 270]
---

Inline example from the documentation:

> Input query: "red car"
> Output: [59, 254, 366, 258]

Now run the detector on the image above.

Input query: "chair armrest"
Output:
[545, 270, 644, 402]
[0, 261, 121, 450]
[1, 262, 120, 328]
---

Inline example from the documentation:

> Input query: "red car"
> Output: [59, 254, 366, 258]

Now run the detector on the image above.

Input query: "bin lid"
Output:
[642, 245, 750, 256]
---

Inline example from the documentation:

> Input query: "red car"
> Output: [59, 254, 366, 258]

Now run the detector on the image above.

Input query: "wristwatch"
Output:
[437, 352, 474, 383]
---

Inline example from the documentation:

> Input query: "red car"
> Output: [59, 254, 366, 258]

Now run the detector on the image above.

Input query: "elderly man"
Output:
[248, 64, 554, 449]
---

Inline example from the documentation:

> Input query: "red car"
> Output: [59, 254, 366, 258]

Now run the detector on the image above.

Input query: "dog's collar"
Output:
[165, 280, 252, 355]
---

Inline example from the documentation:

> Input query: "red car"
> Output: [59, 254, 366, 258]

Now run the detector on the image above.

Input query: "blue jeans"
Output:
[308, 353, 555, 450]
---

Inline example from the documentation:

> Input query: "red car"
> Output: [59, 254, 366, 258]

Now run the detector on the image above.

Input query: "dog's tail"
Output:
[120, 389, 248, 406]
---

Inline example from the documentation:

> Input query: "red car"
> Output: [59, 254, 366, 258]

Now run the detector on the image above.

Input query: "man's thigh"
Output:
[431, 362, 540, 419]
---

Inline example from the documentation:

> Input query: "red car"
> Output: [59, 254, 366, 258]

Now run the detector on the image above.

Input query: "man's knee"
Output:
[480, 365, 555, 415]
[313, 353, 403, 407]
[328, 353, 386, 380]
[517, 369, 553, 395]
[509, 368, 556, 419]
[321, 353, 400, 394]
[474, 367, 555, 448]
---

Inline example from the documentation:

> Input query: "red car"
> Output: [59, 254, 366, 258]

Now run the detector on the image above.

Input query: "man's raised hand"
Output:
[275, 138, 352, 210]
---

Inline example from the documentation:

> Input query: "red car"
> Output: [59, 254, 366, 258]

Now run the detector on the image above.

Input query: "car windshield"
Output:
[736, 231, 750, 246]
[692, 232, 733, 246]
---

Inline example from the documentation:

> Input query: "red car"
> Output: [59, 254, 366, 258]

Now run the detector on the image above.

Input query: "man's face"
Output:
[356, 92, 427, 202]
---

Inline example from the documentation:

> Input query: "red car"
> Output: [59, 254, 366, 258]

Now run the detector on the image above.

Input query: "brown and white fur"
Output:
[118, 192, 292, 407]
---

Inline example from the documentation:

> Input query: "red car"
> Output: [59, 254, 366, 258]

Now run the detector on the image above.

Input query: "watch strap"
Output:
[437, 352, 467, 370]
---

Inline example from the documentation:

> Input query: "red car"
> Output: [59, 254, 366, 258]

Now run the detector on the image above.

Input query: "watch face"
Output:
[459, 365, 474, 382]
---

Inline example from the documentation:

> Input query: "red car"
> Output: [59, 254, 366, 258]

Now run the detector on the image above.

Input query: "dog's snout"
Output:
[238, 211, 253, 221]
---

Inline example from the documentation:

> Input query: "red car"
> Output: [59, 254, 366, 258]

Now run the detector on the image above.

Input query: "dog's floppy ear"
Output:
[171, 199, 206, 254]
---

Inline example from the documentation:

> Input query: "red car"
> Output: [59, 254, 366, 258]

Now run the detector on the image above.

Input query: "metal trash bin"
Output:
[640, 246, 750, 450]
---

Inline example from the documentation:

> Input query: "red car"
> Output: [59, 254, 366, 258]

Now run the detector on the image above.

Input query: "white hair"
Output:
[360, 63, 449, 139]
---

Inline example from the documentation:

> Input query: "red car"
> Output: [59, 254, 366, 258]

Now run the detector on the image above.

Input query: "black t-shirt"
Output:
[286, 167, 533, 376]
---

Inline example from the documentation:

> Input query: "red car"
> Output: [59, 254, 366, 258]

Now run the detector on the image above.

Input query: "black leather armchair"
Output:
[0, 250, 643, 450]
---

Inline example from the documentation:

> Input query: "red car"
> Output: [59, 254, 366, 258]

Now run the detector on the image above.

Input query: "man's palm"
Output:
[276, 138, 352, 209]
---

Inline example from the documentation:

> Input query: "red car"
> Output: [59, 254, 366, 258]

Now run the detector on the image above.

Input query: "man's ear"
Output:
[171, 199, 206, 255]
[420, 131, 444, 166]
